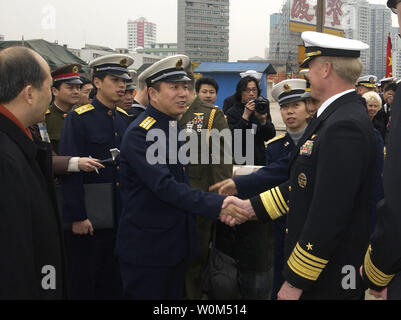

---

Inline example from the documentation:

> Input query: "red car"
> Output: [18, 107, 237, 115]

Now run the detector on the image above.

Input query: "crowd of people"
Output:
[2, 0, 401, 301]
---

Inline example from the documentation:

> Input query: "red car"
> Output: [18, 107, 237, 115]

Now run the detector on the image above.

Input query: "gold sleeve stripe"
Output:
[294, 246, 326, 269]
[260, 191, 282, 220]
[208, 109, 216, 132]
[271, 188, 286, 215]
[275, 187, 289, 213]
[288, 252, 322, 281]
[287, 257, 317, 281]
[364, 246, 395, 287]
[296, 243, 329, 265]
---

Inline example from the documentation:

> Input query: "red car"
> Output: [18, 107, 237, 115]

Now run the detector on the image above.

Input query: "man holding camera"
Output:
[226, 76, 275, 166]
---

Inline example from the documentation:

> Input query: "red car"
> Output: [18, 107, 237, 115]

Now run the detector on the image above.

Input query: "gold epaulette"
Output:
[74, 104, 95, 115]
[267, 134, 286, 145]
[139, 116, 156, 131]
[116, 107, 129, 116]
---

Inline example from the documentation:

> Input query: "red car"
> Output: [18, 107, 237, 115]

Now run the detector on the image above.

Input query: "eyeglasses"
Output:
[244, 88, 258, 93]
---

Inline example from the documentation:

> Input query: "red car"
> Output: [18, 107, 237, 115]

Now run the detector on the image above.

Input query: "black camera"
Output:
[254, 97, 270, 114]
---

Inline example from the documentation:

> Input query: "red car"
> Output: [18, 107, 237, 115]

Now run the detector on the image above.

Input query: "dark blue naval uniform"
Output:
[234, 133, 295, 300]
[59, 97, 130, 299]
[116, 104, 226, 300]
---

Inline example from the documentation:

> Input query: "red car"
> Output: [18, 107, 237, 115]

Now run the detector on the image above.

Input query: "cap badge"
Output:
[283, 84, 292, 92]
[72, 66, 79, 74]
[120, 58, 128, 66]
[369, 77, 375, 84]
[298, 173, 308, 189]
[176, 58, 183, 70]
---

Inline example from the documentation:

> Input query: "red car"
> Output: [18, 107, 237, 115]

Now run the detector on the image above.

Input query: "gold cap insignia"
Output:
[176, 58, 183, 70]
[283, 84, 291, 92]
[298, 173, 307, 189]
[72, 66, 79, 74]
[120, 58, 128, 66]
[369, 77, 375, 84]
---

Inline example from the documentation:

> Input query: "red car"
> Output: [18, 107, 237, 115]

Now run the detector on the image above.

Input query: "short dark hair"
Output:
[80, 77, 93, 89]
[235, 76, 261, 102]
[195, 77, 219, 94]
[0, 47, 48, 104]
[384, 82, 397, 93]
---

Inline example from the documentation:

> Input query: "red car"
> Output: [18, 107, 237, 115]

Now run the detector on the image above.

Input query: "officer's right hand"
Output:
[72, 219, 94, 236]
[209, 179, 238, 196]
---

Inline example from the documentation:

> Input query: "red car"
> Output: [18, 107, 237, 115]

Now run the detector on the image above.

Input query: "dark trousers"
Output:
[64, 230, 123, 300]
[120, 260, 187, 300]
[271, 217, 287, 300]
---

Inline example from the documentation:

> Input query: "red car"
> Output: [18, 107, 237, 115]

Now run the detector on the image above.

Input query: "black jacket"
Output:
[251, 92, 377, 299]
[226, 101, 276, 165]
[0, 113, 67, 299]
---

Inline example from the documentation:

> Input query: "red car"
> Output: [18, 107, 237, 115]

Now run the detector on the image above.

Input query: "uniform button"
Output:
[116, 182, 120, 187]
[108, 110, 113, 116]
[115, 132, 118, 137]
[116, 166, 120, 171]
[286, 229, 289, 234]
[183, 167, 186, 173]
[289, 186, 292, 192]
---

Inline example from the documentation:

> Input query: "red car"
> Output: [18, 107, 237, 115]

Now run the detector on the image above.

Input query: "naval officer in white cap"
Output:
[356, 75, 378, 96]
[116, 55, 250, 300]
[59, 53, 134, 299]
[223, 31, 378, 300]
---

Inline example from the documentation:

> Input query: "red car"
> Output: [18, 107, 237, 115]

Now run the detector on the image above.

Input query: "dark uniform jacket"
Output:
[45, 103, 69, 154]
[0, 113, 67, 299]
[59, 97, 130, 224]
[178, 97, 232, 192]
[363, 85, 401, 291]
[116, 104, 226, 267]
[226, 100, 276, 165]
[251, 92, 377, 299]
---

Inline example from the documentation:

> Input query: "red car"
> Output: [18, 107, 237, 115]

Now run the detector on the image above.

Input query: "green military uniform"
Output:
[45, 104, 69, 154]
[178, 96, 232, 300]
[46, 63, 83, 154]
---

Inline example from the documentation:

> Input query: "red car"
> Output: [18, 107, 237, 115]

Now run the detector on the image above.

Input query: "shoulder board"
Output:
[139, 116, 157, 131]
[46, 109, 51, 115]
[116, 107, 129, 116]
[74, 104, 95, 115]
[267, 134, 286, 145]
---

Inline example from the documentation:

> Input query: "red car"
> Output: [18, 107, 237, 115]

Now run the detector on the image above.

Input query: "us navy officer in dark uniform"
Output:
[210, 79, 310, 300]
[59, 54, 133, 299]
[115, 55, 250, 300]
[223, 31, 377, 300]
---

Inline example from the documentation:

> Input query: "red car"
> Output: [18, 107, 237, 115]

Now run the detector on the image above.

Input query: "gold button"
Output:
[108, 110, 113, 116]
[286, 229, 289, 234]
[289, 186, 292, 192]
[116, 182, 120, 187]
[115, 132, 118, 137]
[116, 166, 120, 171]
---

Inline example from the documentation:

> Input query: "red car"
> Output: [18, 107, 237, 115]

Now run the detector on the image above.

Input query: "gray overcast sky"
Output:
[0, 0, 396, 61]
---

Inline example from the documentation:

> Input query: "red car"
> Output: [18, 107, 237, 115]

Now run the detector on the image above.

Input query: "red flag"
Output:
[386, 35, 393, 78]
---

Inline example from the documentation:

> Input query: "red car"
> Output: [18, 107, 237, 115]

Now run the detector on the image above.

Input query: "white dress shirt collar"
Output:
[317, 89, 356, 118]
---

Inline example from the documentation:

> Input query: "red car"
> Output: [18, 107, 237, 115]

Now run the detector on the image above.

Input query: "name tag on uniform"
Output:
[300, 140, 314, 157]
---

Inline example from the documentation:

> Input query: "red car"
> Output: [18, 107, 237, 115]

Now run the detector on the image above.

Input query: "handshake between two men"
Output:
[214, 179, 257, 227]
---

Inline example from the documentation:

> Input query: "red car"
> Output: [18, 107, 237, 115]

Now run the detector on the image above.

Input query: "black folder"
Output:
[56, 183, 115, 230]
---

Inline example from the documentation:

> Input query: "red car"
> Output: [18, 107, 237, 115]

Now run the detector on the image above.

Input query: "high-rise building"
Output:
[343, 1, 392, 79]
[343, 0, 370, 74]
[127, 18, 157, 51]
[268, 1, 302, 74]
[0, 34, 4, 41]
[369, 4, 392, 79]
[177, 0, 230, 62]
